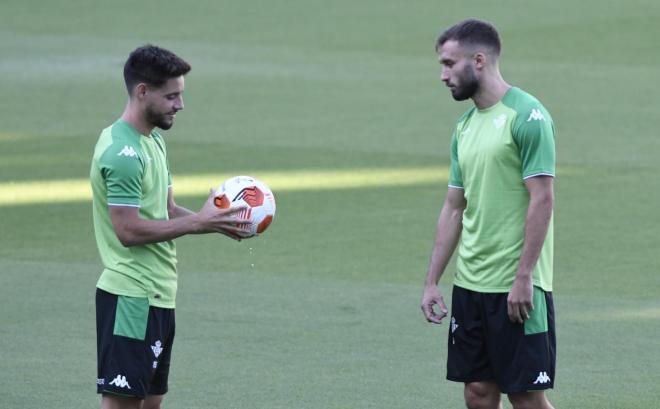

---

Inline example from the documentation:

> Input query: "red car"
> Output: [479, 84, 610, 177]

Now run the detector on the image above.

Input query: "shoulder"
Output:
[454, 107, 477, 135]
[97, 122, 144, 169]
[502, 87, 553, 126]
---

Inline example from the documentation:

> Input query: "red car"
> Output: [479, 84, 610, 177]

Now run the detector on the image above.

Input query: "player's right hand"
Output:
[421, 285, 448, 324]
[196, 190, 252, 237]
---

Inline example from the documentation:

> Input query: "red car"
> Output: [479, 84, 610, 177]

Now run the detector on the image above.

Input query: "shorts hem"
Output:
[500, 384, 555, 394]
[98, 389, 145, 399]
[446, 375, 494, 384]
[147, 387, 168, 396]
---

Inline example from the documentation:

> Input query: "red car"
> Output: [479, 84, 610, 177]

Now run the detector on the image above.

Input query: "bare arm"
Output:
[110, 190, 249, 247]
[507, 175, 554, 323]
[421, 187, 467, 324]
[167, 187, 195, 219]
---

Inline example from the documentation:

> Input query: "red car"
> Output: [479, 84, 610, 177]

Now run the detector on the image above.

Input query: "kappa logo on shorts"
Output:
[533, 371, 551, 384]
[109, 374, 131, 389]
[151, 340, 163, 358]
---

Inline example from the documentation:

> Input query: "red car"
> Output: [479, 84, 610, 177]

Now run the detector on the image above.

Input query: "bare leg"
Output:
[464, 381, 503, 409]
[143, 394, 164, 409]
[508, 391, 554, 409]
[101, 394, 142, 409]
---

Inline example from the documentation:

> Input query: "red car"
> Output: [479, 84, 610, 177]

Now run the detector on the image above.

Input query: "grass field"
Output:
[1, 1, 659, 408]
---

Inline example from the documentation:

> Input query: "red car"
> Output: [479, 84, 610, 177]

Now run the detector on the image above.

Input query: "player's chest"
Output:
[139, 141, 168, 195]
[457, 112, 518, 166]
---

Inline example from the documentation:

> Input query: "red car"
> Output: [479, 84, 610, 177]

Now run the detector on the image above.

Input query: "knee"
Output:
[464, 383, 500, 409]
[508, 392, 551, 409]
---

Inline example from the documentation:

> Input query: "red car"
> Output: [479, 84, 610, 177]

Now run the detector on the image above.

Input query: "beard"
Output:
[449, 65, 479, 101]
[145, 105, 174, 130]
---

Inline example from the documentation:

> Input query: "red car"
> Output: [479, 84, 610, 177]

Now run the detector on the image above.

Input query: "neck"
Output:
[472, 70, 511, 110]
[120, 100, 153, 136]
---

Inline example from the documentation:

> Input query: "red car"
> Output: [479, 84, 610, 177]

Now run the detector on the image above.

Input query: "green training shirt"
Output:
[90, 119, 177, 308]
[448, 87, 555, 293]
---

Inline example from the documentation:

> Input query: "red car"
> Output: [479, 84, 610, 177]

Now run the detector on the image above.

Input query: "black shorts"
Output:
[447, 285, 556, 394]
[96, 288, 175, 399]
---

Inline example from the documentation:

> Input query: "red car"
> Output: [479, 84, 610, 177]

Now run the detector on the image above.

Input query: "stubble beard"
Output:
[145, 105, 174, 131]
[450, 66, 479, 101]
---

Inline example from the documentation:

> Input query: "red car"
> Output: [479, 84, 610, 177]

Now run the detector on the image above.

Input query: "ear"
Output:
[473, 52, 487, 70]
[134, 83, 148, 99]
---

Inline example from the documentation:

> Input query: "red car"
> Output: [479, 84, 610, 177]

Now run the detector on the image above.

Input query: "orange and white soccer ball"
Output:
[214, 175, 276, 238]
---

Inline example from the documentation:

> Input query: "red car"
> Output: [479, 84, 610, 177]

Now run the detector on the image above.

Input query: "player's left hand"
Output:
[507, 276, 534, 324]
[421, 285, 448, 324]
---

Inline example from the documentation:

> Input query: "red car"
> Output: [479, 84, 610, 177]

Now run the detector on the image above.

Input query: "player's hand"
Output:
[196, 190, 251, 238]
[421, 285, 448, 324]
[507, 276, 534, 324]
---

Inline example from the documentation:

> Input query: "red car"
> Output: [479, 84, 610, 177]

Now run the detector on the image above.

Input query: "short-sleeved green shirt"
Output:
[448, 87, 555, 292]
[90, 120, 177, 308]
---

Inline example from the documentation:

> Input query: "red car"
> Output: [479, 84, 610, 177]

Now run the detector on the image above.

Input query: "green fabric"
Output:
[449, 87, 555, 292]
[525, 287, 549, 335]
[90, 120, 178, 308]
[113, 295, 149, 340]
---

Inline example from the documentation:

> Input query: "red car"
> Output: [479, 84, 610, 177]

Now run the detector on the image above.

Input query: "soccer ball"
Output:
[213, 175, 276, 238]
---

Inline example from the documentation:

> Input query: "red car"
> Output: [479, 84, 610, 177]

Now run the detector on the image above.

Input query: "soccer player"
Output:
[420, 19, 556, 409]
[90, 45, 249, 409]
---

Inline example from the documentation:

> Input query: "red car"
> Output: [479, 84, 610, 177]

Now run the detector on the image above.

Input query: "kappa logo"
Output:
[493, 114, 507, 129]
[527, 109, 545, 122]
[533, 371, 551, 385]
[151, 340, 163, 358]
[109, 374, 131, 389]
[117, 145, 138, 158]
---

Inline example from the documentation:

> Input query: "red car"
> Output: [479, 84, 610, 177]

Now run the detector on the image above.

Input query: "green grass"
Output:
[1, 1, 659, 408]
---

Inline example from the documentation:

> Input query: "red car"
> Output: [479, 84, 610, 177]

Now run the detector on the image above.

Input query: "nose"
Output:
[175, 96, 184, 111]
[441, 67, 450, 83]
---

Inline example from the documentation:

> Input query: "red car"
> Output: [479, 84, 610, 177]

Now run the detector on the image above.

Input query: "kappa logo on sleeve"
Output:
[527, 109, 546, 122]
[117, 145, 138, 158]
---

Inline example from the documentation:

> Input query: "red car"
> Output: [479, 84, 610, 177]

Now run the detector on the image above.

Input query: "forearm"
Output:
[116, 213, 202, 246]
[425, 201, 463, 286]
[516, 194, 553, 279]
[169, 204, 195, 219]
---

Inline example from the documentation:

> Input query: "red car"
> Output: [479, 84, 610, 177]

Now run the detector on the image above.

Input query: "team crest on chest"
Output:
[493, 114, 507, 129]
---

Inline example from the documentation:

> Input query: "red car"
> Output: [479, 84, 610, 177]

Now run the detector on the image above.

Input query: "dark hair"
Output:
[123, 44, 191, 94]
[436, 19, 501, 56]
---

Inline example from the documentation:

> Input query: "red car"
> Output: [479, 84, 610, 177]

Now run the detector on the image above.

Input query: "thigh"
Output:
[96, 289, 174, 399]
[446, 286, 493, 383]
[147, 307, 175, 395]
[484, 287, 556, 394]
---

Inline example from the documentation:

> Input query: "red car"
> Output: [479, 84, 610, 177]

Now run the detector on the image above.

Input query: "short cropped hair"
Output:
[123, 45, 191, 95]
[436, 19, 501, 56]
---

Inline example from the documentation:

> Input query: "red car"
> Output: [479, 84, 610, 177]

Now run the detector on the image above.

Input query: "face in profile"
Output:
[438, 40, 480, 101]
[143, 76, 185, 130]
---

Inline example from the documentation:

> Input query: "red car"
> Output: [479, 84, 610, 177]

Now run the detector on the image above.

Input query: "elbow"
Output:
[531, 191, 554, 213]
[115, 231, 140, 247]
